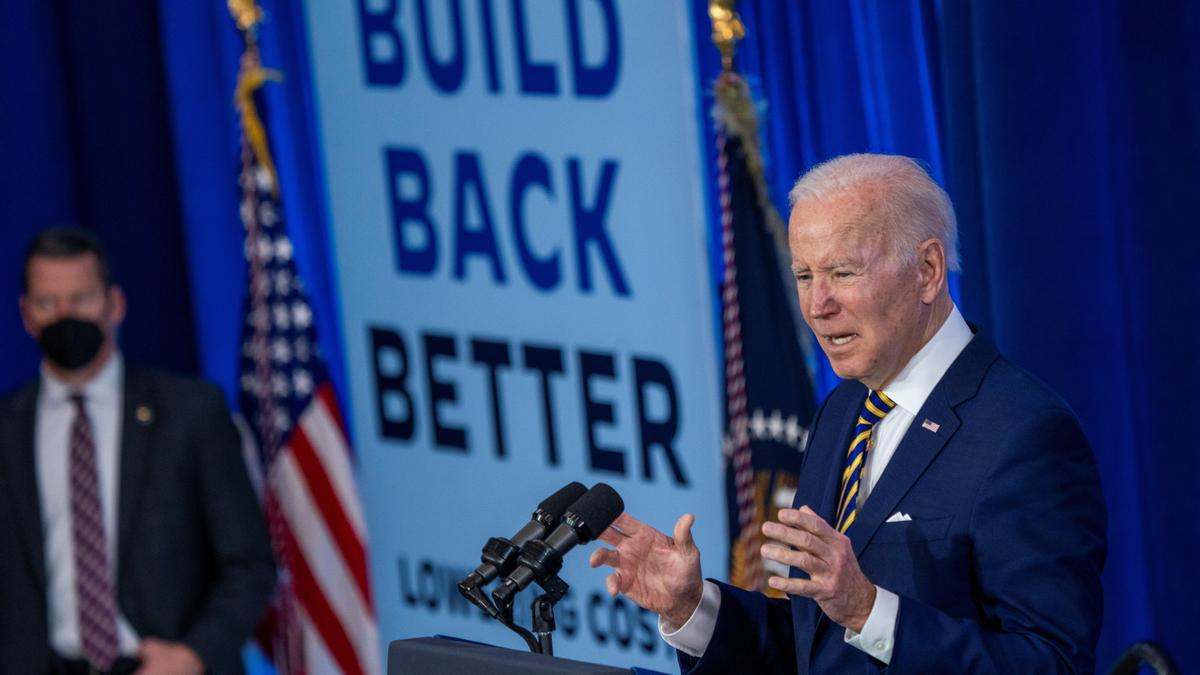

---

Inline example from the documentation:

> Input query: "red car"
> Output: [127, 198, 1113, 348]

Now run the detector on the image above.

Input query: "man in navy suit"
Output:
[589, 154, 1106, 673]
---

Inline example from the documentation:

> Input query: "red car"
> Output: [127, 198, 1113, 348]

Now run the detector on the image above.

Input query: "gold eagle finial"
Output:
[228, 0, 265, 34]
[708, 0, 745, 72]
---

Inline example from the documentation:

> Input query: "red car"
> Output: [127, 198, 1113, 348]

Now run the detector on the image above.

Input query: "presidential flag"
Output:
[232, 15, 380, 674]
[712, 70, 819, 594]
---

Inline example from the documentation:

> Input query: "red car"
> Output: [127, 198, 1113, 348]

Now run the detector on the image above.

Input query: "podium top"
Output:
[389, 637, 633, 675]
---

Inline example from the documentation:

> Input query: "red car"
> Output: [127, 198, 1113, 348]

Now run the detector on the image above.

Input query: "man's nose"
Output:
[807, 278, 838, 319]
[50, 298, 73, 318]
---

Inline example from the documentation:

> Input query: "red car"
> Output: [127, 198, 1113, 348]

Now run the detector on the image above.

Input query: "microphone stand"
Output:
[529, 575, 568, 656]
[458, 574, 569, 656]
[497, 602, 543, 655]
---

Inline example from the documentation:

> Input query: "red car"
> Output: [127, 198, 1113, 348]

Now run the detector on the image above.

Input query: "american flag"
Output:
[235, 45, 380, 675]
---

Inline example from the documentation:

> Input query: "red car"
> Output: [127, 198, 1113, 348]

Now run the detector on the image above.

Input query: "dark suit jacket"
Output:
[683, 335, 1107, 674]
[0, 366, 276, 675]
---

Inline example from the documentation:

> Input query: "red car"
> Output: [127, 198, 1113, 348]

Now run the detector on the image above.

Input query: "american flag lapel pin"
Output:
[921, 419, 940, 433]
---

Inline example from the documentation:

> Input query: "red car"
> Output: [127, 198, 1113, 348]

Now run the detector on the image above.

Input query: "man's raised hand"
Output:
[589, 512, 704, 629]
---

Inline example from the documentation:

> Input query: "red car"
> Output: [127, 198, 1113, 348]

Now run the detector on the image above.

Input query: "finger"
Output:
[778, 506, 839, 542]
[605, 571, 622, 596]
[599, 512, 642, 545]
[761, 520, 830, 561]
[590, 547, 619, 569]
[672, 513, 696, 551]
[597, 525, 624, 546]
[759, 543, 829, 575]
[767, 575, 820, 598]
[613, 511, 644, 532]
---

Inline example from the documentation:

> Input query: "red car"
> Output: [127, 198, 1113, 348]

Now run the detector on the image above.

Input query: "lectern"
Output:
[388, 637, 633, 674]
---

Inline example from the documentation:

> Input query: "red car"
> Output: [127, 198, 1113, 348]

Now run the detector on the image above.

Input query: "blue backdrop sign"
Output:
[301, 0, 722, 666]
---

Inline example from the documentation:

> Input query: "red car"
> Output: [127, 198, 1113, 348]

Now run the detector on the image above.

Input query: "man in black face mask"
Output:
[20, 233, 125, 381]
[0, 228, 275, 675]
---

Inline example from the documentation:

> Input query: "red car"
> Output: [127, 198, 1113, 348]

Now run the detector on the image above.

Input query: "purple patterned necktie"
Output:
[69, 393, 120, 670]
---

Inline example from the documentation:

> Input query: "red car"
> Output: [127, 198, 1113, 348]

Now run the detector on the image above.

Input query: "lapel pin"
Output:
[136, 405, 154, 425]
[921, 419, 940, 433]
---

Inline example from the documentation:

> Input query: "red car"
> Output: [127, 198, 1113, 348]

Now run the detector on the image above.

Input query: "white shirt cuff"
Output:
[843, 585, 898, 663]
[658, 580, 721, 657]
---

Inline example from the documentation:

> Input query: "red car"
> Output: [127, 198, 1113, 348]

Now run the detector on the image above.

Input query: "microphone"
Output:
[459, 481, 587, 592]
[492, 483, 624, 609]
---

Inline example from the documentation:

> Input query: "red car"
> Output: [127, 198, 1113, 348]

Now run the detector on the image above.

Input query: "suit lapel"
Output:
[117, 368, 154, 576]
[849, 391, 959, 557]
[848, 335, 999, 557]
[1, 382, 46, 588]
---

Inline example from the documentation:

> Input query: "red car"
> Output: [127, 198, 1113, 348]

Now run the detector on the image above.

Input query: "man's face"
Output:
[788, 191, 930, 391]
[20, 253, 125, 355]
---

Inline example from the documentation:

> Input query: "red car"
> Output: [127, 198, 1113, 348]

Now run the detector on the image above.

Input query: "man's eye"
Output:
[795, 273, 811, 283]
[833, 270, 854, 279]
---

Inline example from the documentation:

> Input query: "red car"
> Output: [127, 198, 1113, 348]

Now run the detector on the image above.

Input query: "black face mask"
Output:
[38, 318, 104, 371]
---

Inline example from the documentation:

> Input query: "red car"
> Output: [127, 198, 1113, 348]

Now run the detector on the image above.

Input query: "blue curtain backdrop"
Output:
[1, 0, 1197, 671]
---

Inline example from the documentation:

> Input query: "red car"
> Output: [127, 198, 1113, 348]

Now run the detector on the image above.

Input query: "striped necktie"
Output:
[69, 393, 120, 670]
[834, 389, 896, 533]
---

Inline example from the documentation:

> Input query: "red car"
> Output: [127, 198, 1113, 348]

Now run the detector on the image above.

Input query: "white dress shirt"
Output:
[662, 305, 973, 664]
[36, 354, 140, 657]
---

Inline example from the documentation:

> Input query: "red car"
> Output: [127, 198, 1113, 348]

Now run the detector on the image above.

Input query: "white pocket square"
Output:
[885, 511, 913, 523]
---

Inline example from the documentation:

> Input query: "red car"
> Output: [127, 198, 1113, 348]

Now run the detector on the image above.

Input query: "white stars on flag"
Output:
[291, 302, 312, 329]
[274, 237, 293, 261]
[273, 269, 293, 295]
[254, 165, 274, 193]
[723, 408, 808, 457]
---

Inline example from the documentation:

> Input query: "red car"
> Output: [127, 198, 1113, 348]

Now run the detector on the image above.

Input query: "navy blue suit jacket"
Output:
[682, 335, 1106, 674]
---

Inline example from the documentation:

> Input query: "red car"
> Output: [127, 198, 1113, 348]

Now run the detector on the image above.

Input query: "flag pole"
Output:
[708, 1, 787, 252]
[230, 0, 282, 199]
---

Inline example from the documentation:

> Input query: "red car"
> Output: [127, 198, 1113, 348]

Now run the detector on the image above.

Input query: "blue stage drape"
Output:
[1, 0, 1196, 671]
[942, 2, 1200, 669]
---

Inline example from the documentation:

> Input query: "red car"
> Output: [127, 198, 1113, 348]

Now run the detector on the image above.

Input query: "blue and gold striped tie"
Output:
[834, 389, 896, 533]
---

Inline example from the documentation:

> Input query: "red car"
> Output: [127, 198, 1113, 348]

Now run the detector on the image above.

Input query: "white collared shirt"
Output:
[662, 305, 974, 664]
[36, 353, 140, 657]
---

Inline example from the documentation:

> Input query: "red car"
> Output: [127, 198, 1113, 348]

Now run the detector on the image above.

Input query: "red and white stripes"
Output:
[269, 384, 379, 675]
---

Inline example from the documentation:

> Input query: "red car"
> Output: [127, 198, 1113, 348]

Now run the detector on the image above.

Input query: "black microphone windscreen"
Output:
[567, 483, 624, 541]
[538, 481, 588, 519]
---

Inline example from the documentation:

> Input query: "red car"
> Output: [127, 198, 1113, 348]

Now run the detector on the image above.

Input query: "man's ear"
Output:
[916, 238, 947, 304]
[106, 285, 127, 329]
[18, 296, 36, 338]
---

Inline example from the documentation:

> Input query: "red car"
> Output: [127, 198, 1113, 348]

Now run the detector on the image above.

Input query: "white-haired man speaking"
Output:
[590, 154, 1106, 673]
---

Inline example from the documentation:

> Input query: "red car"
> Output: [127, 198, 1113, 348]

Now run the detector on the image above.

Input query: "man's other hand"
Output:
[133, 638, 204, 675]
[760, 505, 877, 633]
[589, 512, 704, 629]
